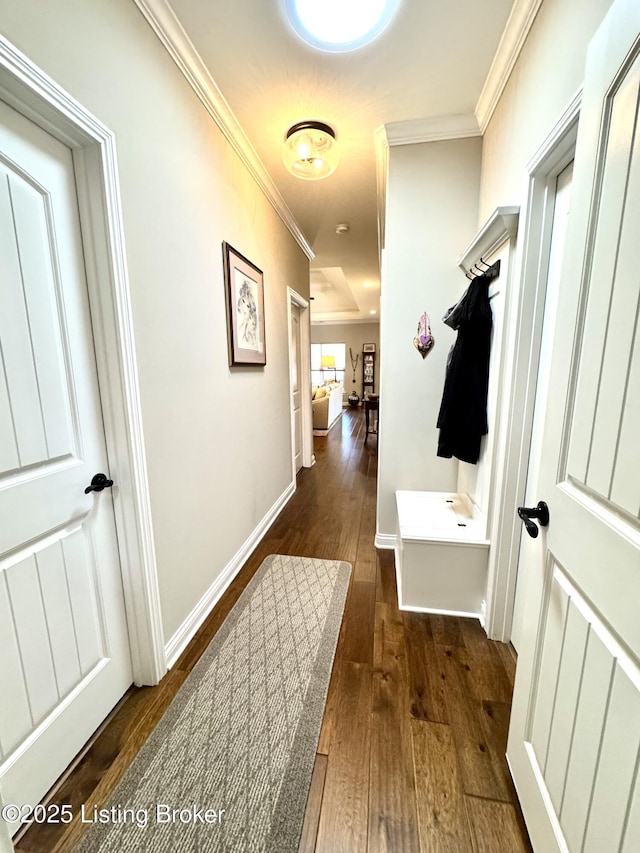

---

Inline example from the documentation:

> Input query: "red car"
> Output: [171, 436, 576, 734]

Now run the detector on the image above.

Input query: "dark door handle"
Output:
[517, 501, 549, 539]
[85, 473, 114, 494]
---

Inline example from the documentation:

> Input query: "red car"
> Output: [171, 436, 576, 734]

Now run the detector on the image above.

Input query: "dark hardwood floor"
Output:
[16, 408, 532, 852]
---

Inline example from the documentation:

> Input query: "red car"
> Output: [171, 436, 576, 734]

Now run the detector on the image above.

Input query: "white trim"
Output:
[0, 33, 166, 686]
[132, 0, 313, 261]
[526, 88, 583, 174]
[374, 126, 389, 256]
[400, 536, 490, 548]
[164, 480, 296, 668]
[484, 94, 581, 641]
[374, 117, 482, 258]
[397, 603, 483, 619]
[287, 287, 313, 472]
[375, 531, 396, 550]
[457, 205, 520, 271]
[288, 289, 309, 309]
[384, 113, 481, 146]
[475, 0, 545, 133]
[455, 206, 520, 637]
[311, 316, 381, 326]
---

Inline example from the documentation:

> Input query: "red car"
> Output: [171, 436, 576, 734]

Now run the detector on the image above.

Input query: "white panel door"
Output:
[507, 2, 640, 851]
[0, 100, 132, 835]
[290, 302, 302, 472]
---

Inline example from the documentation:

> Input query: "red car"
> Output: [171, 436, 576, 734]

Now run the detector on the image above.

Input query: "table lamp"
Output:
[321, 354, 336, 381]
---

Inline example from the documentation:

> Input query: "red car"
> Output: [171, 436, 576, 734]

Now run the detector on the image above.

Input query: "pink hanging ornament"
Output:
[413, 312, 435, 359]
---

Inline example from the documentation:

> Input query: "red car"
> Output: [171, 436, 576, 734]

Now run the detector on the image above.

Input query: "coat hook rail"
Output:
[464, 258, 501, 281]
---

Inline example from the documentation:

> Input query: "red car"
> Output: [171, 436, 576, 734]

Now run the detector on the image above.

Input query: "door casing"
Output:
[483, 90, 582, 641]
[510, 159, 574, 653]
[287, 287, 313, 473]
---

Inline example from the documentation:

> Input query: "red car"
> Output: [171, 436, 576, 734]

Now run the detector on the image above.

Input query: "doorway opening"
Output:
[288, 288, 313, 476]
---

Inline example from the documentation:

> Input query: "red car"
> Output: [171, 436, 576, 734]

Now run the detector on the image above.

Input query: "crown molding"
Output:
[384, 113, 481, 146]
[311, 316, 380, 326]
[475, 0, 544, 133]
[373, 116, 480, 257]
[457, 206, 520, 272]
[132, 0, 314, 260]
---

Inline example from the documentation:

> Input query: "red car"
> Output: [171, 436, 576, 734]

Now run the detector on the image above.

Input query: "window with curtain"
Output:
[311, 343, 346, 385]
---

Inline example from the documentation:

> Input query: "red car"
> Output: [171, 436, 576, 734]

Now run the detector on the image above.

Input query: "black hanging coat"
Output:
[436, 275, 492, 464]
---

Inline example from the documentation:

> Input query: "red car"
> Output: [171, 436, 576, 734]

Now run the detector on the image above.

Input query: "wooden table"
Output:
[364, 396, 379, 442]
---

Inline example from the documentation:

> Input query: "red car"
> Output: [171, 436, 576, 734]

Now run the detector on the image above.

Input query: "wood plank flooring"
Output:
[15, 408, 532, 852]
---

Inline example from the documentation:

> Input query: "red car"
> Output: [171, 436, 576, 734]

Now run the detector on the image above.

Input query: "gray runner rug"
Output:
[76, 554, 351, 853]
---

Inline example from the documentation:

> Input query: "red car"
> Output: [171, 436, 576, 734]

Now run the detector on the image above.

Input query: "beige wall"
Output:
[0, 0, 309, 644]
[479, 0, 613, 220]
[311, 322, 380, 399]
[377, 137, 482, 539]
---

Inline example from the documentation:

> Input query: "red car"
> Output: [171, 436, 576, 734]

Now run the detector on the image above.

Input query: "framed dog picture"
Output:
[222, 242, 266, 366]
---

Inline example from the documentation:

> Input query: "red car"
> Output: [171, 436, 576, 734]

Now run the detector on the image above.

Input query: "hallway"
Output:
[17, 408, 531, 852]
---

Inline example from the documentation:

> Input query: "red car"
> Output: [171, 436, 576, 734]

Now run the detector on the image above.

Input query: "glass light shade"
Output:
[284, 0, 399, 53]
[283, 121, 339, 180]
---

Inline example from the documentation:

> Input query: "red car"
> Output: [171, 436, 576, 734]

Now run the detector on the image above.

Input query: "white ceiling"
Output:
[166, 0, 516, 322]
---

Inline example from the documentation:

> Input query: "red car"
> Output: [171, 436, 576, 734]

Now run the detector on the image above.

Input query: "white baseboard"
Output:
[397, 602, 483, 619]
[164, 480, 296, 668]
[375, 532, 396, 550]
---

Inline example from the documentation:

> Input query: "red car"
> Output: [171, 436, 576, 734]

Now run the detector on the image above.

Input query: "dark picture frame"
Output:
[222, 242, 266, 366]
[363, 343, 376, 352]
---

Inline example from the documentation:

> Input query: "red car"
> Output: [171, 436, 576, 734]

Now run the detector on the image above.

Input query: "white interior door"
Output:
[0, 100, 132, 835]
[290, 301, 302, 472]
[511, 161, 574, 653]
[507, 1, 640, 850]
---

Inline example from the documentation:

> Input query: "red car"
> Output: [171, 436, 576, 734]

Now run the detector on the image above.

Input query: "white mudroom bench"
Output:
[395, 490, 489, 618]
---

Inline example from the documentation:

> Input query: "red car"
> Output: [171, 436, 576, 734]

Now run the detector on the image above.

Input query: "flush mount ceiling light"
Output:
[283, 121, 339, 181]
[284, 0, 399, 52]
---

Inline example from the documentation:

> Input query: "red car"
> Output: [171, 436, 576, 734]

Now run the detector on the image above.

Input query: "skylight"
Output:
[285, 0, 399, 52]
